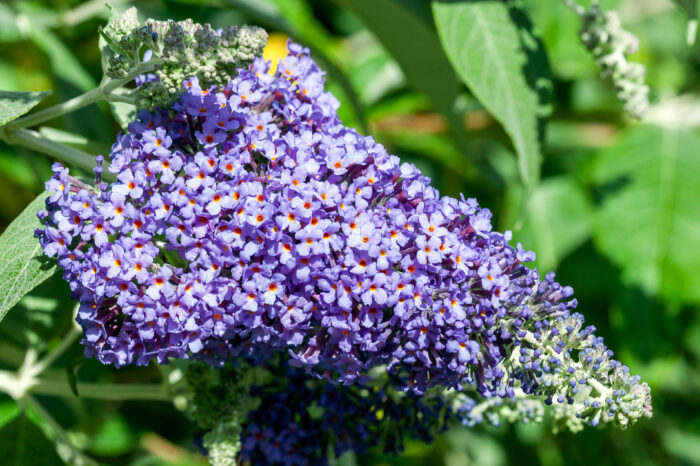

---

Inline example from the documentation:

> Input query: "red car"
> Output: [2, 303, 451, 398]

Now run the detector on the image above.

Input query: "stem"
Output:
[25, 395, 98, 466]
[5, 87, 105, 131]
[32, 325, 81, 376]
[6, 61, 157, 131]
[5, 128, 99, 173]
[30, 379, 172, 401]
[105, 92, 137, 105]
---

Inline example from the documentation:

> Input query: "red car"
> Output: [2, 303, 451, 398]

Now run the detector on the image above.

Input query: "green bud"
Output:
[99, 7, 268, 111]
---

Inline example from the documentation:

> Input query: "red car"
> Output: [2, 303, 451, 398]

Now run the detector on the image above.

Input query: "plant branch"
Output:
[5, 61, 158, 131]
[29, 379, 172, 401]
[32, 325, 82, 376]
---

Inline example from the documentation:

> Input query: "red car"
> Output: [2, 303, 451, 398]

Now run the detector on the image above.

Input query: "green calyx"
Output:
[100, 7, 267, 110]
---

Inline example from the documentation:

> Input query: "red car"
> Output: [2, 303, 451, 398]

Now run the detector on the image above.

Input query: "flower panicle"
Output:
[37, 39, 651, 441]
[573, 0, 649, 119]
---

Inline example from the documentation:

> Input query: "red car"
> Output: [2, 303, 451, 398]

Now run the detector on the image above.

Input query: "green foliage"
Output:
[335, 0, 464, 143]
[0, 412, 64, 466]
[433, 0, 551, 190]
[0, 90, 52, 126]
[513, 176, 591, 272]
[0, 192, 55, 321]
[591, 125, 700, 305]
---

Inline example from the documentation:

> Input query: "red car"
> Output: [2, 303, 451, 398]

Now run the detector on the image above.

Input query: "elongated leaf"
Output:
[0, 90, 52, 126]
[432, 0, 551, 190]
[591, 125, 700, 304]
[0, 413, 64, 466]
[0, 192, 56, 321]
[29, 27, 95, 92]
[334, 0, 464, 140]
[512, 176, 592, 272]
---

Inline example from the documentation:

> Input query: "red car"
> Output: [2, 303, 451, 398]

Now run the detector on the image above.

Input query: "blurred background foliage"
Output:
[0, 0, 699, 464]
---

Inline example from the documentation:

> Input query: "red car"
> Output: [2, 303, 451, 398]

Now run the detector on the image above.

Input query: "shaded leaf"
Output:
[0, 90, 52, 126]
[29, 27, 96, 93]
[432, 0, 551, 190]
[0, 192, 56, 321]
[335, 0, 464, 141]
[591, 125, 700, 304]
[513, 176, 591, 272]
[0, 413, 64, 466]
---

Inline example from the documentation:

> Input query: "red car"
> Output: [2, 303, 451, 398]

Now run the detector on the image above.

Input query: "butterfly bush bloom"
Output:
[37, 41, 651, 430]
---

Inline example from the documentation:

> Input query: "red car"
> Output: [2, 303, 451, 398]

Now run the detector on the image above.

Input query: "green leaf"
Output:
[0, 412, 64, 466]
[432, 0, 551, 190]
[90, 415, 135, 456]
[29, 27, 96, 93]
[0, 192, 56, 322]
[334, 0, 464, 140]
[512, 176, 592, 273]
[590, 125, 700, 304]
[0, 90, 52, 126]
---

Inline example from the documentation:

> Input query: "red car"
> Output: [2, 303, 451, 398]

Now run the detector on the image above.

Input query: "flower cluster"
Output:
[102, 7, 267, 110]
[568, 0, 649, 119]
[37, 41, 651, 431]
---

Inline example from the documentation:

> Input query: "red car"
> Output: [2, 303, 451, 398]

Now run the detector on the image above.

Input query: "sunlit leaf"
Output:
[591, 125, 700, 304]
[0, 192, 56, 321]
[433, 0, 551, 190]
[0, 90, 52, 126]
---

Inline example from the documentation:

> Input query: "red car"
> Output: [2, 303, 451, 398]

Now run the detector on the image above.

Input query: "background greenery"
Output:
[0, 0, 699, 464]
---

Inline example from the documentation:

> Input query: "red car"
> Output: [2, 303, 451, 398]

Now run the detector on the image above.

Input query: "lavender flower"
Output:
[37, 41, 651, 431]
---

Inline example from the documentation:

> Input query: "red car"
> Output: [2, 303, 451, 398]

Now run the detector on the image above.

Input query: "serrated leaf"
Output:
[0, 413, 64, 466]
[0, 192, 56, 322]
[0, 90, 52, 126]
[335, 0, 463, 139]
[432, 0, 551, 190]
[512, 176, 592, 272]
[591, 125, 700, 304]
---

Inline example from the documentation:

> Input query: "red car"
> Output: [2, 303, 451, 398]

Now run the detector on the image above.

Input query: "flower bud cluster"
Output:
[102, 7, 267, 110]
[37, 41, 651, 432]
[453, 390, 544, 428]
[574, 0, 649, 119]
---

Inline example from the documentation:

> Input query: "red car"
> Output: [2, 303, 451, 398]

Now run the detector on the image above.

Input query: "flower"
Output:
[37, 40, 651, 430]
